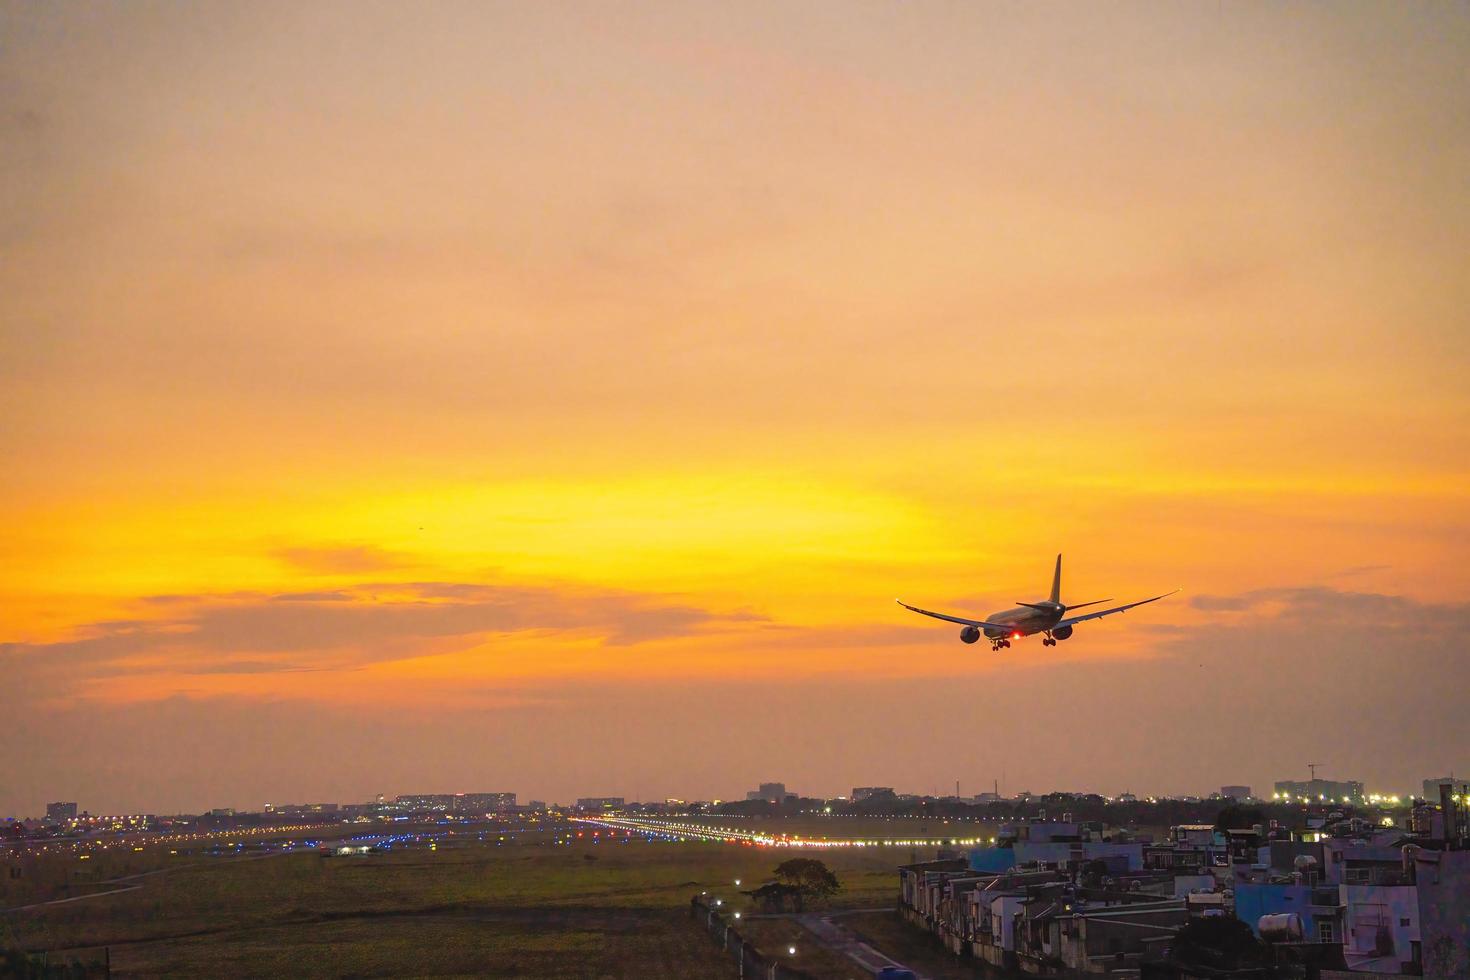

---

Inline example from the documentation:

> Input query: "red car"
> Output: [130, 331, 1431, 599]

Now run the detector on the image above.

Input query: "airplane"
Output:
[897, 555, 1177, 651]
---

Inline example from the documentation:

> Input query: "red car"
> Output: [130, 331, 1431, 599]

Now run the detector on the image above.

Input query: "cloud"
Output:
[0, 580, 759, 701]
[271, 545, 411, 574]
[271, 591, 355, 602]
[5, 108, 44, 136]
[1187, 586, 1449, 627]
[1336, 564, 1391, 577]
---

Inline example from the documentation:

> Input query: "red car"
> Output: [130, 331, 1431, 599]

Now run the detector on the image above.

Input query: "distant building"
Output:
[1273, 778, 1364, 803]
[391, 793, 515, 814]
[45, 802, 77, 823]
[1422, 776, 1466, 801]
[852, 786, 894, 801]
[745, 782, 786, 803]
[210, 808, 235, 817]
[575, 797, 624, 810]
[455, 793, 516, 813]
[264, 802, 340, 817]
[1220, 785, 1252, 801]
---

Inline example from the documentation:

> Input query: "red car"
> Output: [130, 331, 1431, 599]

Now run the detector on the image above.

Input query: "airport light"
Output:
[788, 946, 797, 956]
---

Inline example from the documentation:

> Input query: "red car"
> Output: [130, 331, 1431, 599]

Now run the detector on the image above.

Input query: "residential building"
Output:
[455, 793, 516, 813]
[1422, 775, 1466, 801]
[1220, 784, 1251, 800]
[852, 786, 894, 801]
[1416, 849, 1470, 979]
[45, 802, 77, 823]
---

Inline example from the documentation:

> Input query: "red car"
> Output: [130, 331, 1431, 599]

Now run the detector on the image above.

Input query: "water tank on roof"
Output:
[1293, 855, 1318, 871]
[1259, 913, 1303, 943]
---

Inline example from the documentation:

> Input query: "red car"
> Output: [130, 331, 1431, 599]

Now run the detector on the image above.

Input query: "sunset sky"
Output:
[3, 2, 1468, 817]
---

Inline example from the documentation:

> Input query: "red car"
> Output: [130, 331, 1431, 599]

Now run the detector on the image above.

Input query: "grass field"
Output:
[3, 823, 942, 978]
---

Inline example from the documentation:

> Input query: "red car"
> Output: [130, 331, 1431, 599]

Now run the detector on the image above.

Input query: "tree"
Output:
[773, 858, 841, 908]
[748, 881, 805, 913]
[1214, 804, 1264, 832]
[1079, 859, 1110, 887]
[1170, 917, 1265, 970]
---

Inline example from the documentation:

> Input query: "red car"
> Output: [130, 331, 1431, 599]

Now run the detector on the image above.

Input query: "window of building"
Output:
[1318, 922, 1335, 943]
[1399, 917, 1411, 927]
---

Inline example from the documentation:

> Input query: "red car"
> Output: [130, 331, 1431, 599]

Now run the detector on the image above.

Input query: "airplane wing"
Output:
[895, 599, 1016, 631]
[1054, 590, 1179, 629]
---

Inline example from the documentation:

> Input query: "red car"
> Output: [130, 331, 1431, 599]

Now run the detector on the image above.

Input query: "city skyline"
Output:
[11, 765, 1464, 821]
[4, 2, 1468, 819]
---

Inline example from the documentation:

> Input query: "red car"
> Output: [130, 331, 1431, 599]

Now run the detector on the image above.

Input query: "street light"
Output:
[788, 946, 797, 956]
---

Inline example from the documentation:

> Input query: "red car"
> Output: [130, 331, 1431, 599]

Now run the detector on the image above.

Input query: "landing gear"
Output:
[1042, 633, 1056, 647]
[990, 638, 1012, 651]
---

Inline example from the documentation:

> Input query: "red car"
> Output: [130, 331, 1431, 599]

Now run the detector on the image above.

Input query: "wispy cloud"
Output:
[0, 580, 761, 700]
[1187, 586, 1446, 626]
[271, 545, 412, 574]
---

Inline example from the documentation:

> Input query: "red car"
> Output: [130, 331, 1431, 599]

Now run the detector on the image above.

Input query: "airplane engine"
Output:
[1053, 625, 1074, 641]
[960, 626, 981, 644]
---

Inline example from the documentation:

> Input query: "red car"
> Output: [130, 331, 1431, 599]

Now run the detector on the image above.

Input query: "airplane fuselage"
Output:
[981, 602, 1064, 638]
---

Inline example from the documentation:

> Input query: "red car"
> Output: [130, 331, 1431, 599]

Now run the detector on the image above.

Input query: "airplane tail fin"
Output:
[1050, 554, 1062, 604]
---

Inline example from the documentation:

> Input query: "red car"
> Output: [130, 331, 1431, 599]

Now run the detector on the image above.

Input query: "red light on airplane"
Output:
[1012, 632, 1021, 639]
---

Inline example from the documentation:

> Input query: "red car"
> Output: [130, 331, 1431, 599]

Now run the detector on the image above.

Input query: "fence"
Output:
[689, 897, 817, 980]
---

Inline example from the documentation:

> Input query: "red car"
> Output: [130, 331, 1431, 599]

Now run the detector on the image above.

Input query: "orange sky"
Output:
[3, 1, 1468, 816]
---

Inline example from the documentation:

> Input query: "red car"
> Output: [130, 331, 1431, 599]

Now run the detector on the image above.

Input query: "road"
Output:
[754, 907, 929, 979]
[5, 885, 143, 912]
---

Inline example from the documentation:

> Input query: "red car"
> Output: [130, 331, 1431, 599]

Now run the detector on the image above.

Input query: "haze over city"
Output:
[4, 1, 1468, 820]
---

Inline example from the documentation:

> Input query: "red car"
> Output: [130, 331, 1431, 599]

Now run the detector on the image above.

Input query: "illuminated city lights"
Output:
[569, 815, 989, 848]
